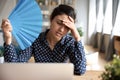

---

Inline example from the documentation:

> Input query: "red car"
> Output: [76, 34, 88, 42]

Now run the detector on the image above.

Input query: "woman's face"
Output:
[49, 14, 70, 41]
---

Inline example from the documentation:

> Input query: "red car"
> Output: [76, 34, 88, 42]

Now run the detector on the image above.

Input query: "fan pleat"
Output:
[16, 31, 32, 49]
[19, 30, 34, 43]
[20, 28, 40, 39]
[22, 26, 41, 34]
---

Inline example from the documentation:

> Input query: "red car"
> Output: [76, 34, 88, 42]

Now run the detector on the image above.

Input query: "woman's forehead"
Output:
[54, 14, 69, 20]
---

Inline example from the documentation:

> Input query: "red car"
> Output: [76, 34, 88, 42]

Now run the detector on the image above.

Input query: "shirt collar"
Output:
[40, 29, 67, 45]
[39, 29, 49, 44]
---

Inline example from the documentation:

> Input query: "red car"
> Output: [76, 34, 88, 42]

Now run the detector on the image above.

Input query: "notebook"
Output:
[0, 63, 74, 80]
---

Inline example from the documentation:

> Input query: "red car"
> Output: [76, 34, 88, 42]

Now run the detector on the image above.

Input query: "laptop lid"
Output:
[0, 63, 74, 80]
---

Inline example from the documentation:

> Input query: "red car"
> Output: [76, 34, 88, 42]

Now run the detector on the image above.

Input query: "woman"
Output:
[1, 4, 86, 75]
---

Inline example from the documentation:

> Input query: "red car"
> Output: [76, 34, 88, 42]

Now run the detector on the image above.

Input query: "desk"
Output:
[73, 70, 103, 80]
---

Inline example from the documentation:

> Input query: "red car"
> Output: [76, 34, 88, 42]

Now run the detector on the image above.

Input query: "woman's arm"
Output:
[62, 16, 81, 42]
[1, 19, 12, 45]
[1, 19, 33, 62]
[4, 43, 33, 62]
[67, 40, 86, 75]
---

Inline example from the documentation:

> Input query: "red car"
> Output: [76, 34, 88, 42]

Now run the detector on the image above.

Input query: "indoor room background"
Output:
[0, 0, 120, 61]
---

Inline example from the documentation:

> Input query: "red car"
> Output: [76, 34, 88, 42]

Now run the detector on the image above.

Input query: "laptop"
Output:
[0, 63, 74, 80]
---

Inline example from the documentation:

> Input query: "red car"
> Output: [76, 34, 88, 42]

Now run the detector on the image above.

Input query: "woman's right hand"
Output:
[1, 19, 12, 45]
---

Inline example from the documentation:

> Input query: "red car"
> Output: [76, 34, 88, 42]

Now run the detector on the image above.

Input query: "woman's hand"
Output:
[62, 16, 81, 42]
[1, 19, 12, 45]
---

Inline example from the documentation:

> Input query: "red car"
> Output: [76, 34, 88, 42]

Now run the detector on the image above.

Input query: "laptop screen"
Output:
[0, 63, 74, 80]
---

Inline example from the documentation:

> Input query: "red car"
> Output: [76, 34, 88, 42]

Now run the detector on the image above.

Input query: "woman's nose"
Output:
[59, 26, 65, 32]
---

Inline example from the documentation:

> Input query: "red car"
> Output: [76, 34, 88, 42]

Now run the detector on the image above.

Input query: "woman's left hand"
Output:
[62, 16, 81, 42]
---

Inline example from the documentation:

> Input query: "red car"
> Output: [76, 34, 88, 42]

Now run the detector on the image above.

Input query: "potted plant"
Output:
[68, 27, 84, 37]
[77, 27, 83, 37]
[100, 55, 120, 80]
[0, 46, 4, 63]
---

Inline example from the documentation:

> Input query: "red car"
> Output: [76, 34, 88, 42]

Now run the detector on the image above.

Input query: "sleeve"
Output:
[67, 40, 86, 75]
[3, 43, 33, 62]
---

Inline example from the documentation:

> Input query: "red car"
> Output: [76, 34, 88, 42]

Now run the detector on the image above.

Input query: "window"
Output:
[103, 0, 112, 34]
[96, 0, 103, 32]
[113, 1, 120, 36]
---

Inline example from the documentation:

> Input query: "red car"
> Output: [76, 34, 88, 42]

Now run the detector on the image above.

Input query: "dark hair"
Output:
[50, 4, 76, 22]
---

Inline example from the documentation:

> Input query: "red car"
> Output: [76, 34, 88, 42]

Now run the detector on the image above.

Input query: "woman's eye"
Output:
[57, 20, 63, 25]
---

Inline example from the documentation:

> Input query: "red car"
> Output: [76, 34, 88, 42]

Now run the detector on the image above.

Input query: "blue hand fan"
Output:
[8, 0, 43, 50]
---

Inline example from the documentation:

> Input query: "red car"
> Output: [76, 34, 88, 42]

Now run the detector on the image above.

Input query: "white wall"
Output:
[0, 0, 16, 45]
[75, 0, 89, 45]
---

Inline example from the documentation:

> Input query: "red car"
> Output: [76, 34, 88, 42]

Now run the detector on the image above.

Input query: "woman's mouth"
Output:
[56, 32, 62, 37]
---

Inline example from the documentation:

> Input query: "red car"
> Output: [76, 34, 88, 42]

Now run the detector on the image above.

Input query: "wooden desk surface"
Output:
[73, 70, 103, 80]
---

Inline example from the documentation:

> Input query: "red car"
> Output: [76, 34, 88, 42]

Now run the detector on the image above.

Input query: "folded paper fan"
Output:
[8, 0, 43, 50]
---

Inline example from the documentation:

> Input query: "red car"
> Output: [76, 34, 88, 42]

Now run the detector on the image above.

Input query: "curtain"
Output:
[90, 0, 119, 61]
[88, 0, 97, 45]
[92, 0, 99, 48]
[95, 0, 105, 52]
[99, 0, 110, 53]
[113, 0, 120, 36]
[105, 0, 119, 61]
